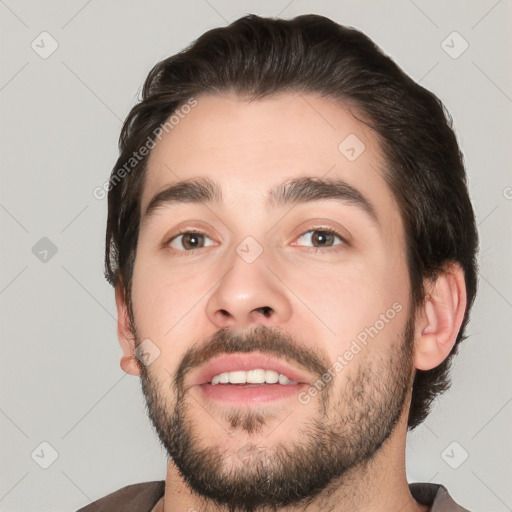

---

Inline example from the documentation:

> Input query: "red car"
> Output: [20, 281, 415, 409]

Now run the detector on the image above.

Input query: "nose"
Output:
[205, 249, 292, 328]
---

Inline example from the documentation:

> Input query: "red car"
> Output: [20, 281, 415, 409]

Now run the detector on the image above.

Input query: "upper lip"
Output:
[189, 353, 314, 386]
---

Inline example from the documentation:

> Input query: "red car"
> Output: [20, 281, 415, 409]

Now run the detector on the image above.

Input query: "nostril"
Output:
[258, 306, 272, 317]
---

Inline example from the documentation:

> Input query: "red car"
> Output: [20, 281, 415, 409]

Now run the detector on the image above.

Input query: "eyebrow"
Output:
[144, 177, 222, 220]
[143, 175, 379, 226]
[269, 176, 379, 225]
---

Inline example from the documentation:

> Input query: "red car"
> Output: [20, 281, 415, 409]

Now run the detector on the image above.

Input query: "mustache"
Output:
[174, 324, 330, 392]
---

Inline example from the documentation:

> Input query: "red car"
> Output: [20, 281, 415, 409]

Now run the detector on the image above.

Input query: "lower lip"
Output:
[198, 383, 308, 404]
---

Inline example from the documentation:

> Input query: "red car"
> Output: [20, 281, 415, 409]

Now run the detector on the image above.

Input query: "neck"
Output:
[156, 419, 427, 512]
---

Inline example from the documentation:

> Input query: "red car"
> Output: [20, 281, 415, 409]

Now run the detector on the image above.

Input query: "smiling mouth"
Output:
[190, 353, 313, 404]
[210, 369, 297, 386]
[198, 367, 307, 405]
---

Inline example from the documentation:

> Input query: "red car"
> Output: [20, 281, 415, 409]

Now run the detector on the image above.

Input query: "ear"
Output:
[115, 284, 141, 376]
[414, 262, 467, 371]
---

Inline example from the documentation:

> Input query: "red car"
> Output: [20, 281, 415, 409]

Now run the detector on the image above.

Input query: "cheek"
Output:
[130, 254, 210, 355]
[285, 252, 407, 348]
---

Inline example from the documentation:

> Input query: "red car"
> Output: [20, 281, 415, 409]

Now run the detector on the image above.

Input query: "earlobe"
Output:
[115, 284, 141, 376]
[414, 263, 467, 371]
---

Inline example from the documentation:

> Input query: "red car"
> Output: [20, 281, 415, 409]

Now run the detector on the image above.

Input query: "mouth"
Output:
[190, 353, 313, 404]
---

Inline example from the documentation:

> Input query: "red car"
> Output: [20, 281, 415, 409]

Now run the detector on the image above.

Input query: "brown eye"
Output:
[169, 232, 213, 251]
[311, 231, 335, 247]
[296, 230, 343, 248]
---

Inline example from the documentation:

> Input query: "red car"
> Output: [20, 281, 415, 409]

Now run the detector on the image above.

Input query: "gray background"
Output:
[1, 1, 511, 511]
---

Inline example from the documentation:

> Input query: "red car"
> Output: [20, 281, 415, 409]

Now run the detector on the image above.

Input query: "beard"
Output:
[137, 320, 414, 512]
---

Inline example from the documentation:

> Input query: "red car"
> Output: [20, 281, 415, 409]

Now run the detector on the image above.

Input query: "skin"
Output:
[115, 92, 467, 512]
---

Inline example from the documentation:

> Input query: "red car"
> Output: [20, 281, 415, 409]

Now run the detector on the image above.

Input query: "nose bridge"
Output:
[205, 238, 291, 328]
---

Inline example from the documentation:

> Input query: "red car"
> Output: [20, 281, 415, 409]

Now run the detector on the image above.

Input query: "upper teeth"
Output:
[210, 369, 297, 385]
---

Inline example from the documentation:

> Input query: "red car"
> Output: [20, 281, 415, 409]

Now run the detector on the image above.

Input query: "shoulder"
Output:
[410, 483, 471, 511]
[75, 480, 165, 512]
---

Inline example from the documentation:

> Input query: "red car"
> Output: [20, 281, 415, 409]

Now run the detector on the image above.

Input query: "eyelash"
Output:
[164, 227, 347, 254]
[294, 228, 347, 253]
[164, 228, 213, 256]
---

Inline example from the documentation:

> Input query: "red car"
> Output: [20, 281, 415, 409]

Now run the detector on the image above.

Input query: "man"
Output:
[79, 13, 478, 512]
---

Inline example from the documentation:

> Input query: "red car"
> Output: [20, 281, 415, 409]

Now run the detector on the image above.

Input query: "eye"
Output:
[168, 231, 215, 251]
[294, 229, 344, 249]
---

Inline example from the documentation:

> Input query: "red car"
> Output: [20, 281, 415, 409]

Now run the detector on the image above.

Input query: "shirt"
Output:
[75, 481, 471, 511]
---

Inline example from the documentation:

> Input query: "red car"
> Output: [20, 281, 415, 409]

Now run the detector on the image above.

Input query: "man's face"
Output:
[128, 92, 415, 508]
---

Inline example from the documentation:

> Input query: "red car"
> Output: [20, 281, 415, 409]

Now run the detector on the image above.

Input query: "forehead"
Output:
[142, 92, 400, 229]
